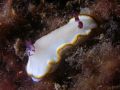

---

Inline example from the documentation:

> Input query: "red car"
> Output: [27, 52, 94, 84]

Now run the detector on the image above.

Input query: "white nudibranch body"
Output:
[26, 15, 97, 81]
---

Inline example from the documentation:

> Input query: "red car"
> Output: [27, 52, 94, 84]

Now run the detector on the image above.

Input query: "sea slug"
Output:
[26, 15, 98, 81]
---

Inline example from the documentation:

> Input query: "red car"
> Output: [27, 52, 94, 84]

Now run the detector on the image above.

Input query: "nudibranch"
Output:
[26, 15, 98, 81]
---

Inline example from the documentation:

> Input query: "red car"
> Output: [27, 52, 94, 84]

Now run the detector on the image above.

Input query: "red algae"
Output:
[0, 79, 16, 90]
[0, 0, 15, 25]
[33, 81, 55, 90]
[91, 0, 115, 21]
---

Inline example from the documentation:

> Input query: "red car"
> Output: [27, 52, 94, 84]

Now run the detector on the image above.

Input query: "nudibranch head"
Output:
[26, 15, 98, 81]
[74, 15, 83, 28]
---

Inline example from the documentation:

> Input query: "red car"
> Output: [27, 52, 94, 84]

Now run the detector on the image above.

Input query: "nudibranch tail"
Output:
[25, 40, 35, 56]
[26, 15, 98, 81]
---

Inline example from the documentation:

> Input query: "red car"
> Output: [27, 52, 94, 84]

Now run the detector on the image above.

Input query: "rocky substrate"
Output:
[0, 0, 120, 90]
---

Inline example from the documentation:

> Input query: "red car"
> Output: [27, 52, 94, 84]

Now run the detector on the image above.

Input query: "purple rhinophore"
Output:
[78, 21, 83, 28]
[75, 17, 80, 22]
[25, 40, 35, 56]
[75, 16, 83, 28]
[72, 11, 83, 28]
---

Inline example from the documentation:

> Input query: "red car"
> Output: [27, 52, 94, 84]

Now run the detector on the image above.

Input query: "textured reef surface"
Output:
[0, 0, 120, 90]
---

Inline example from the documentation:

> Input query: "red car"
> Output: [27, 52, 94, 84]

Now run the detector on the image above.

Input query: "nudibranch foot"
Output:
[26, 15, 98, 81]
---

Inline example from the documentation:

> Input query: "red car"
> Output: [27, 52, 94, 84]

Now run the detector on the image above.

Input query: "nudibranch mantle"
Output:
[26, 15, 97, 81]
